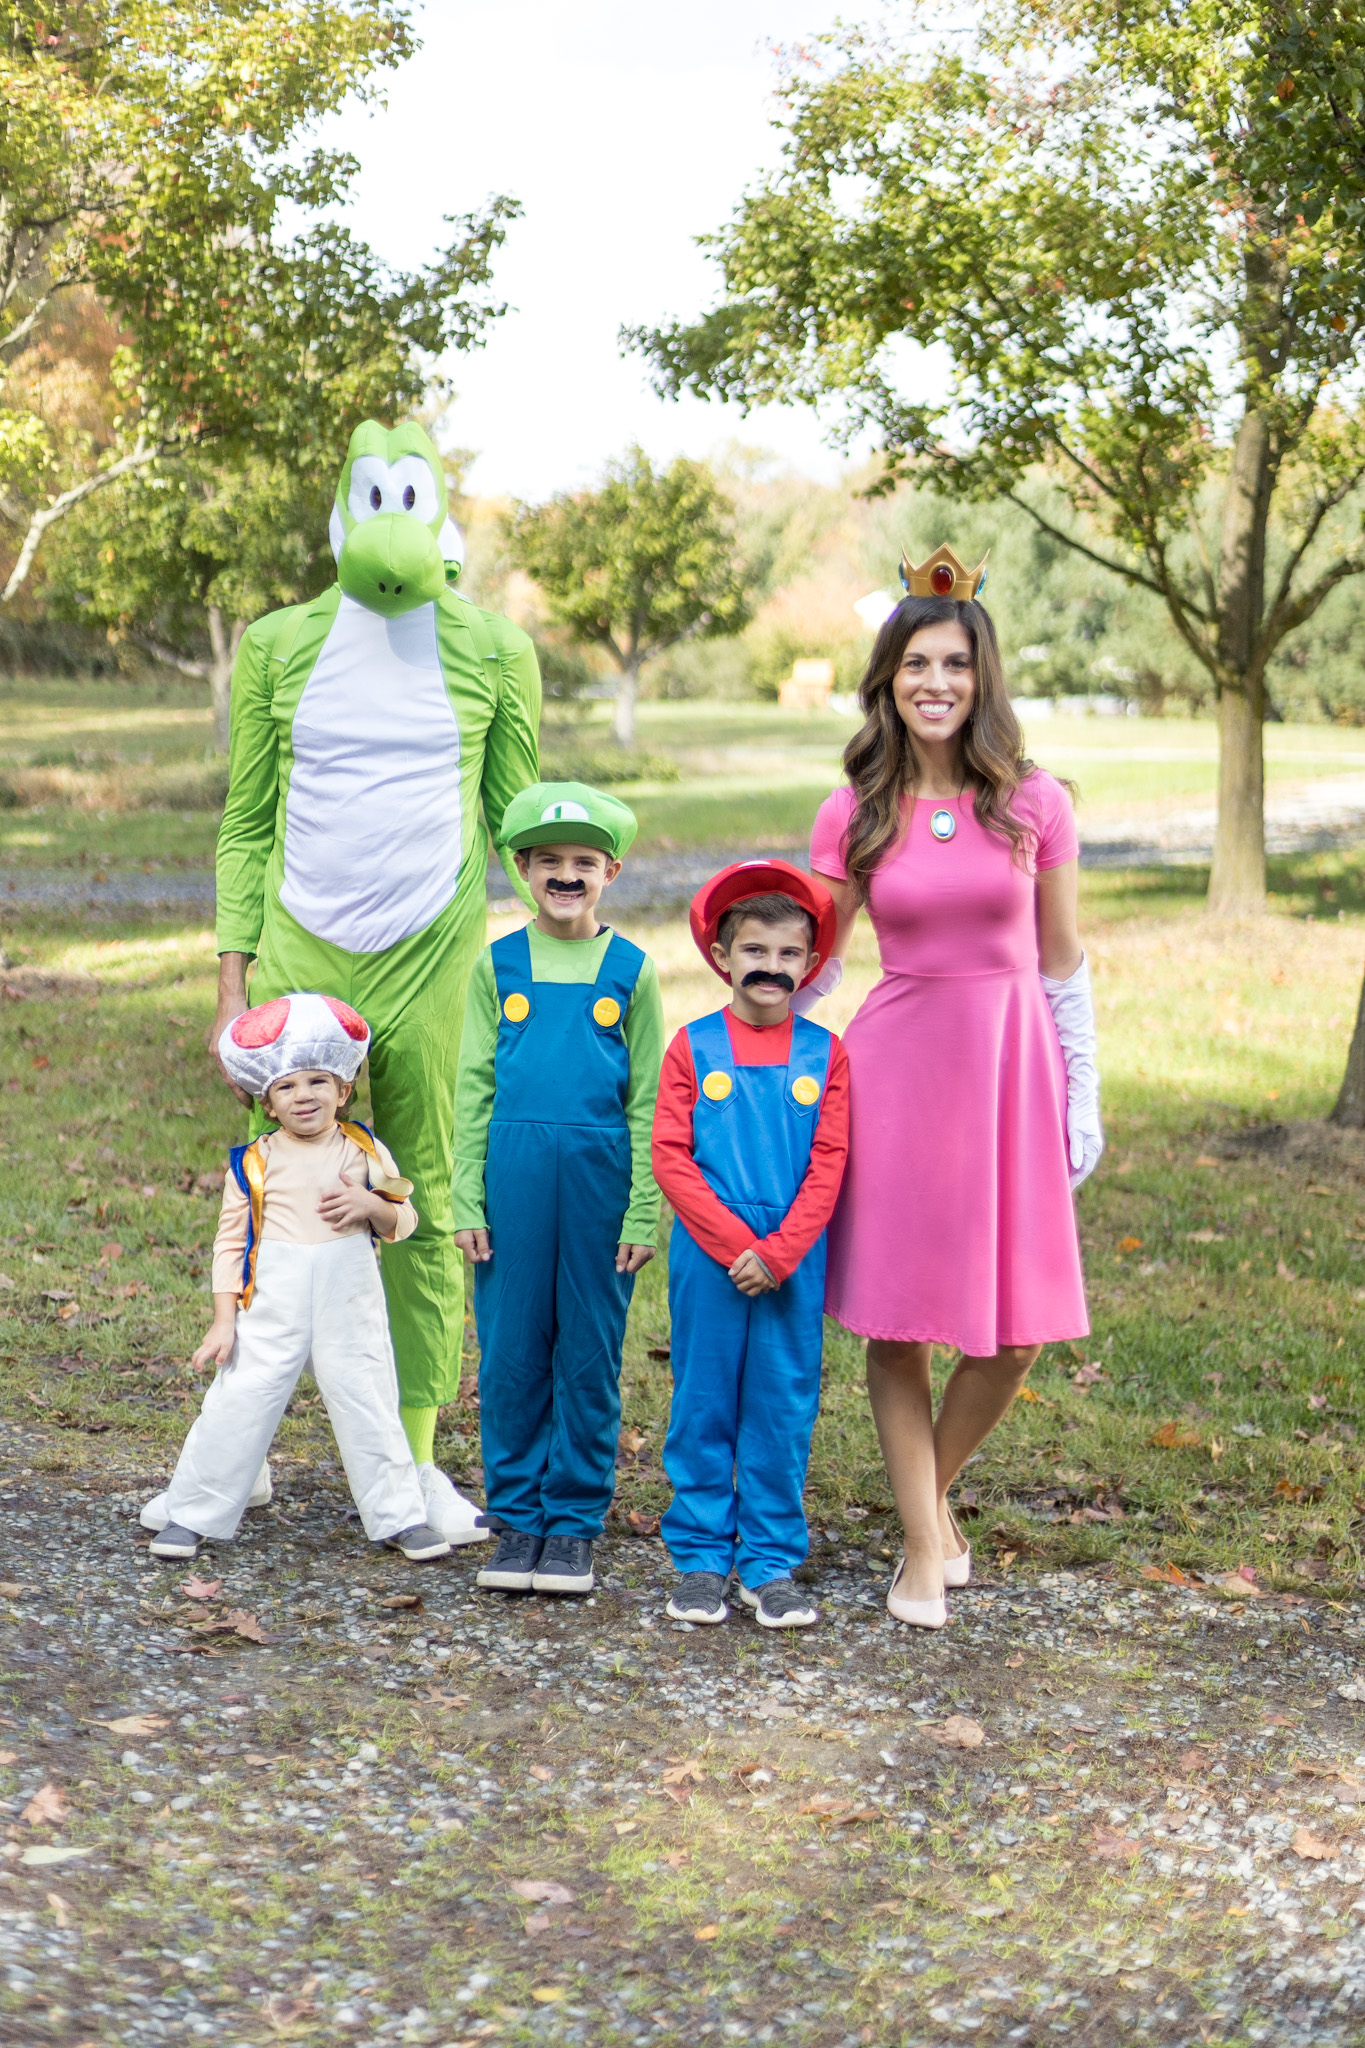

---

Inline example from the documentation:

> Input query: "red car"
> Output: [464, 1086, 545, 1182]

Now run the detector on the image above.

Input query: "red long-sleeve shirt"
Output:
[651, 1009, 850, 1284]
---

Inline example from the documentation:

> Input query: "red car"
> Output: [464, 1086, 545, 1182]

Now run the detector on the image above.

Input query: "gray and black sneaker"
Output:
[531, 1535, 595, 1595]
[477, 1530, 544, 1591]
[383, 1522, 451, 1562]
[666, 1571, 730, 1624]
[739, 1578, 818, 1629]
[149, 1522, 202, 1560]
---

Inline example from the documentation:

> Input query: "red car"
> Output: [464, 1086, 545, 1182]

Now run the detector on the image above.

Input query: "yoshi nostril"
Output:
[377, 581, 387, 592]
[369, 485, 382, 510]
[394, 584, 403, 593]
[402, 485, 415, 509]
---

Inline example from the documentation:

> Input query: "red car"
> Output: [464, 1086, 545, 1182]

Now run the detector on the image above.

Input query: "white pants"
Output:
[163, 1235, 426, 1543]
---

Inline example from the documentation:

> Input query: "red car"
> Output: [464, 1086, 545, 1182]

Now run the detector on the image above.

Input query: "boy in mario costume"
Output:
[652, 863, 849, 1629]
[144, 993, 449, 1564]
[453, 783, 664, 1598]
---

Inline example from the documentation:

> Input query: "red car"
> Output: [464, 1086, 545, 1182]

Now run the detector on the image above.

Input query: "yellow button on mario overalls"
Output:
[701, 1070, 732, 1101]
[791, 1075, 821, 1106]
[593, 997, 621, 1027]
[503, 992, 530, 1023]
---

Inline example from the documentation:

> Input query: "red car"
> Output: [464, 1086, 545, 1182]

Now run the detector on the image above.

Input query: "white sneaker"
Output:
[139, 1459, 272, 1533]
[417, 1464, 490, 1545]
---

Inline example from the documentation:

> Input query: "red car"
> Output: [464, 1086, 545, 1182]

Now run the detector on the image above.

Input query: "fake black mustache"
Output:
[741, 970, 795, 992]
[546, 878, 587, 894]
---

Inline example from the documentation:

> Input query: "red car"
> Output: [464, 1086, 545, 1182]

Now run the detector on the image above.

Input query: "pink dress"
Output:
[810, 773, 1088, 1352]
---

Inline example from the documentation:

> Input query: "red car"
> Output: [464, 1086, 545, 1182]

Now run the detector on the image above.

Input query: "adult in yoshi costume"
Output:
[211, 420, 541, 1542]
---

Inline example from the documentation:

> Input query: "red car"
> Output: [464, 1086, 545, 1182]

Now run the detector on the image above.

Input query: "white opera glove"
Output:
[790, 956, 844, 1016]
[1040, 952, 1104, 1190]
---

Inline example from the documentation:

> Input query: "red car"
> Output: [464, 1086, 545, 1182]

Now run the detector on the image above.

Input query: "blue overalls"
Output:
[661, 1007, 832, 1588]
[474, 925, 645, 1539]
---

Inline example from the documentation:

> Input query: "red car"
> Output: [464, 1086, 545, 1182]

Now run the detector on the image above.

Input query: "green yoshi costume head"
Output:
[212, 418, 543, 1537]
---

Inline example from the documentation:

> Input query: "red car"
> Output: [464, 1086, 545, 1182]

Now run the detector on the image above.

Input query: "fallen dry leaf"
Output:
[1004, 1653, 1024, 1669]
[179, 1577, 221, 1602]
[931, 1715, 985, 1750]
[525, 1911, 552, 1934]
[190, 1609, 274, 1644]
[1014, 1385, 1041, 1403]
[617, 1428, 647, 1456]
[1194, 1154, 1221, 1168]
[380, 1592, 423, 1611]
[1117, 1236, 1144, 1252]
[661, 1849, 689, 1868]
[90, 1714, 170, 1739]
[99, 1241, 124, 1261]
[1141, 1562, 1195, 1585]
[694, 1925, 720, 1942]
[1071, 1361, 1105, 1387]
[1092, 1828, 1141, 1860]
[626, 1510, 660, 1536]
[0, 1582, 22, 1598]
[45, 1892, 69, 1928]
[613, 1819, 639, 1834]
[528, 1764, 554, 1782]
[1265, 1713, 1297, 1728]
[510, 1879, 576, 1906]
[0, 1751, 16, 1766]
[262, 1990, 315, 2026]
[1211, 1570, 1265, 1599]
[1149, 1421, 1202, 1450]
[661, 1759, 705, 1785]
[22, 1783, 66, 1827]
[531, 1985, 567, 2002]
[1292, 1826, 1335, 1861]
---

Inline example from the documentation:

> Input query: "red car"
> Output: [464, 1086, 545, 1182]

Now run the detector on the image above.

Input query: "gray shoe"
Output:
[477, 1530, 544, 1591]
[739, 1577, 818, 1628]
[666, 1571, 730, 1624]
[149, 1522, 202, 1560]
[383, 1522, 451, 1561]
[531, 1535, 594, 1594]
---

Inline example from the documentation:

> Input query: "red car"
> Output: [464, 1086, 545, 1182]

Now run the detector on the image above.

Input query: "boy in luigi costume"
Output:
[453, 782, 664, 1595]
[650, 863, 850, 1629]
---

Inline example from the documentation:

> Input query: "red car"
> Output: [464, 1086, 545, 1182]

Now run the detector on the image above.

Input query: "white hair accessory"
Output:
[218, 991, 370, 1101]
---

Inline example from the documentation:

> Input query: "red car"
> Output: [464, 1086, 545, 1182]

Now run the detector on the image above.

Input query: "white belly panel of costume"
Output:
[281, 597, 462, 952]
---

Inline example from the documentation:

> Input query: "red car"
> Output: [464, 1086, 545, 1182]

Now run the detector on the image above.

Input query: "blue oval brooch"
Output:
[929, 808, 956, 842]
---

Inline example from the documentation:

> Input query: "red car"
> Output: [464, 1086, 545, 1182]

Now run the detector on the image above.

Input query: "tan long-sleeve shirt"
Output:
[211, 1125, 417, 1295]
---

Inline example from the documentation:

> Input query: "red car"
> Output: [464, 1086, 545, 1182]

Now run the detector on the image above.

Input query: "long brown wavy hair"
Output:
[840, 594, 1038, 902]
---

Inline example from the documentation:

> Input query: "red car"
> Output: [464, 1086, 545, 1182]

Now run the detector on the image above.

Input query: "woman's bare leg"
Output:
[865, 1339, 942, 1602]
[933, 1345, 1041, 1554]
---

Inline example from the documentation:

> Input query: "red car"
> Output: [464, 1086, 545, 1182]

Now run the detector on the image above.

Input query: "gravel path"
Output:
[6, 1426, 1365, 2046]
[6, 773, 1365, 920]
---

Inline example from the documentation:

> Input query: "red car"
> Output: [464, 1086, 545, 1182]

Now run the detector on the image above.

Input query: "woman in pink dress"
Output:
[806, 548, 1101, 1629]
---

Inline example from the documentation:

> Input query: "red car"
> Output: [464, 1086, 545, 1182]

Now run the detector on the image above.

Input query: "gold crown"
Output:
[899, 543, 989, 602]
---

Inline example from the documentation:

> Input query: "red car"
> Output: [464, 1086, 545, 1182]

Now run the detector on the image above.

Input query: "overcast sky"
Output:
[327, 0, 887, 499]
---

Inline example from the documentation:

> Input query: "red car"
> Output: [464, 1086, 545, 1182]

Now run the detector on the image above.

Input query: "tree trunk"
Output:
[611, 657, 640, 747]
[207, 607, 246, 755]
[1207, 402, 1273, 916]
[1332, 971, 1365, 1126]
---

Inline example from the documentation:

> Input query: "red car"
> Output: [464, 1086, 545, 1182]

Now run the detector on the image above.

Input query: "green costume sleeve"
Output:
[215, 612, 292, 957]
[620, 953, 664, 1245]
[450, 947, 500, 1233]
[478, 615, 542, 912]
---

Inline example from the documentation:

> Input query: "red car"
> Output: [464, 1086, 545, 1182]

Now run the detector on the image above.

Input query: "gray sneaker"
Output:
[477, 1530, 544, 1591]
[383, 1522, 451, 1561]
[739, 1578, 818, 1628]
[531, 1535, 595, 1595]
[149, 1522, 202, 1560]
[666, 1571, 730, 1624]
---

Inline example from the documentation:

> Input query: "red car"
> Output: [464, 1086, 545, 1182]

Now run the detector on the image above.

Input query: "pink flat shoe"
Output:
[886, 1556, 948, 1629]
[942, 1505, 972, 1589]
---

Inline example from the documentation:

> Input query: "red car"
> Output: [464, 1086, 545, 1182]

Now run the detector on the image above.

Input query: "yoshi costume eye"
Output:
[329, 420, 465, 618]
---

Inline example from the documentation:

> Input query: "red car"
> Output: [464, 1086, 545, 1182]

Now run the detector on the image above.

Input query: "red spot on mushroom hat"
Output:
[218, 992, 370, 1099]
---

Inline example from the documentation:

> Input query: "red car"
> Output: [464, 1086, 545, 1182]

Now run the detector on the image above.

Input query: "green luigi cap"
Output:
[502, 782, 638, 861]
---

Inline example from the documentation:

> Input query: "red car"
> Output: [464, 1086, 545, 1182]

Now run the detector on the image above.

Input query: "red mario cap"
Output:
[690, 860, 837, 988]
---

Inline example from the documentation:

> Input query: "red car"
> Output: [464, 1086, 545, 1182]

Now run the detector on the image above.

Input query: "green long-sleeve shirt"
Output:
[215, 586, 541, 958]
[452, 923, 665, 1244]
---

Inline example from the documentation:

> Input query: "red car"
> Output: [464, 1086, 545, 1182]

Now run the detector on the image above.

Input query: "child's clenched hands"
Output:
[455, 1228, 492, 1263]
[616, 1243, 655, 1275]
[728, 1248, 778, 1297]
[318, 1178, 400, 1240]
[193, 1300, 238, 1371]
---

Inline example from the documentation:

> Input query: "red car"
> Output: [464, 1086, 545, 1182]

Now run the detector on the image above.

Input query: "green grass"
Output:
[4, 853, 1365, 1596]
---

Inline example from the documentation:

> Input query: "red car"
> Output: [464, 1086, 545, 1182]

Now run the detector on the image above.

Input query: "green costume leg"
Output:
[250, 885, 485, 1415]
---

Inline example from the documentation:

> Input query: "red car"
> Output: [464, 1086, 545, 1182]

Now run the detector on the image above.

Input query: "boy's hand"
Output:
[192, 1316, 237, 1371]
[318, 1179, 395, 1237]
[455, 1227, 492, 1262]
[728, 1248, 777, 1297]
[616, 1243, 655, 1276]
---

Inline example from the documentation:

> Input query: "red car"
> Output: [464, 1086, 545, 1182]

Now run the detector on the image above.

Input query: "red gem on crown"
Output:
[929, 563, 955, 595]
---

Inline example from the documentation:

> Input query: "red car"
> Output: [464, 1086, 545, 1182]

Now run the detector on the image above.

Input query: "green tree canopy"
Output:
[0, 1, 517, 597]
[632, 0, 1365, 913]
[506, 449, 752, 745]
